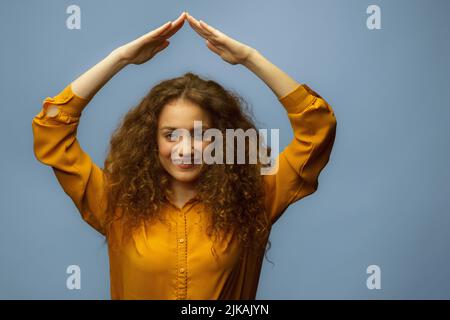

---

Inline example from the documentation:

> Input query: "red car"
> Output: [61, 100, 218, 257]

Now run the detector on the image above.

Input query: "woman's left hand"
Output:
[186, 13, 255, 65]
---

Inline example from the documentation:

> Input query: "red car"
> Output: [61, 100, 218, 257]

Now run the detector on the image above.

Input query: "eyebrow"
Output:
[160, 126, 211, 132]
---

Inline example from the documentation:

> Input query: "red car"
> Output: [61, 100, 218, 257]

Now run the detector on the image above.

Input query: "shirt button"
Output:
[179, 238, 185, 243]
[179, 268, 185, 273]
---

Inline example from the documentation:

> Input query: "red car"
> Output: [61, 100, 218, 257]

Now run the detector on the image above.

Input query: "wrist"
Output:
[109, 48, 131, 69]
[241, 47, 260, 69]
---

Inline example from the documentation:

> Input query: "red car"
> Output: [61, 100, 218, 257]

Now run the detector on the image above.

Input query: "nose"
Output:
[177, 136, 194, 159]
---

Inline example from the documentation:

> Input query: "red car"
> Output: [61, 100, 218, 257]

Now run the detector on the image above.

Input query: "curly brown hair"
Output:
[102, 72, 273, 264]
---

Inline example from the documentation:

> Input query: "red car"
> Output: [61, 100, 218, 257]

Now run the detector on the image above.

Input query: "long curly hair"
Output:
[102, 72, 273, 264]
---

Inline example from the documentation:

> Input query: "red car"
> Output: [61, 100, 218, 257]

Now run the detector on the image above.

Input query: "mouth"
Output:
[172, 155, 200, 169]
[175, 163, 196, 169]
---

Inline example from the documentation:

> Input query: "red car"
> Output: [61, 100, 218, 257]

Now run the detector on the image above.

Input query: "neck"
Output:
[169, 179, 197, 206]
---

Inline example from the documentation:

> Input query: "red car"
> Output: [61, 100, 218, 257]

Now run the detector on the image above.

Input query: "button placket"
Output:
[176, 207, 188, 299]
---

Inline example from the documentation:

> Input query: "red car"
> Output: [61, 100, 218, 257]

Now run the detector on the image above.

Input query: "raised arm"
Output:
[186, 15, 337, 224]
[239, 49, 337, 225]
[32, 12, 187, 235]
[185, 13, 300, 98]
[262, 83, 337, 225]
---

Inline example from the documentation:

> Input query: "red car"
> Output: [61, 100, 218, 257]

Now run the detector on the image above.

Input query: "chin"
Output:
[167, 164, 203, 183]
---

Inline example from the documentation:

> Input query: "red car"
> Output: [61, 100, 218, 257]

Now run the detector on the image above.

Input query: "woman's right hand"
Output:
[114, 12, 187, 65]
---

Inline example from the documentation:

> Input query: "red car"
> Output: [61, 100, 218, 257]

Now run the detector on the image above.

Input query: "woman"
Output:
[32, 11, 337, 299]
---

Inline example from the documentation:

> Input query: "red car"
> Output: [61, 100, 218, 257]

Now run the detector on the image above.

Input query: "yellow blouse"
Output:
[31, 82, 337, 300]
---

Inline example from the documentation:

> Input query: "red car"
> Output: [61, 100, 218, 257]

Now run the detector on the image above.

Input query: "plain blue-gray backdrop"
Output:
[1, 0, 449, 299]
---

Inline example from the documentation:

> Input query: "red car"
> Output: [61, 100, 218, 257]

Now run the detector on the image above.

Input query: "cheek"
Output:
[203, 140, 212, 148]
[158, 138, 173, 159]
[201, 140, 213, 153]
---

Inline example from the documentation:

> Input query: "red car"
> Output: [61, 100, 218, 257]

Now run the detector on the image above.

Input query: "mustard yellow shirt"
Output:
[31, 82, 337, 299]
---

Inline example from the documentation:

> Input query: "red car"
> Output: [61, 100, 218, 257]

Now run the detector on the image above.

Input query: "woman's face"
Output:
[157, 99, 213, 183]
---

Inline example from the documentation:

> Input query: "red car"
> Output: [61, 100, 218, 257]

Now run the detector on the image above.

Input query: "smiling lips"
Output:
[173, 153, 200, 169]
[176, 163, 195, 169]
[173, 157, 197, 169]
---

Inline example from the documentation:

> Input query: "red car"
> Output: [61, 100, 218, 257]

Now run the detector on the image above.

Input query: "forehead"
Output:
[158, 99, 212, 129]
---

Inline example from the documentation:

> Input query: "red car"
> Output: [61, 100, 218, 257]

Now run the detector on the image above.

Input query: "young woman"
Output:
[32, 11, 337, 299]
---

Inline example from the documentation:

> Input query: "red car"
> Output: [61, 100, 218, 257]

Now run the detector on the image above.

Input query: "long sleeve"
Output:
[31, 83, 108, 236]
[263, 83, 337, 225]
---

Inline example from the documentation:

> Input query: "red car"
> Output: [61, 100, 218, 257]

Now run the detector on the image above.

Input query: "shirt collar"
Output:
[163, 192, 200, 209]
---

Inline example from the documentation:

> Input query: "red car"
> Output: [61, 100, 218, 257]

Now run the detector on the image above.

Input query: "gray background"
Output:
[1, 0, 449, 299]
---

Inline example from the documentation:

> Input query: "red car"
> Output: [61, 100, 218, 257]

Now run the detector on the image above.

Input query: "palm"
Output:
[117, 12, 187, 65]
[115, 12, 253, 66]
[210, 38, 251, 65]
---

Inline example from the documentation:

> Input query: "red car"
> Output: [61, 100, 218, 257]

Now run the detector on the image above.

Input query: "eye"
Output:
[164, 131, 183, 141]
[164, 132, 175, 141]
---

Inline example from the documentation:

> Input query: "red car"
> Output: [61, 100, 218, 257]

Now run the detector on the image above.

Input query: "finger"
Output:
[188, 20, 214, 42]
[150, 21, 173, 37]
[186, 14, 212, 39]
[162, 19, 186, 38]
[138, 21, 172, 44]
[141, 12, 186, 41]
[206, 40, 222, 56]
[156, 40, 170, 52]
[166, 11, 186, 31]
[199, 20, 221, 39]
[188, 21, 209, 40]
[159, 12, 187, 38]
[174, 11, 187, 24]
[189, 16, 223, 47]
[188, 15, 213, 36]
